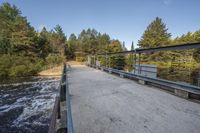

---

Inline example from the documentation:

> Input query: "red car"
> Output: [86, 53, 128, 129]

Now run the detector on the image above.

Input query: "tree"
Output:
[0, 3, 66, 78]
[122, 41, 127, 51]
[108, 40, 126, 70]
[50, 25, 66, 54]
[193, 49, 200, 63]
[97, 33, 110, 53]
[171, 31, 200, 63]
[126, 42, 134, 71]
[138, 17, 171, 48]
[193, 30, 200, 63]
[138, 17, 172, 61]
[36, 27, 52, 58]
[66, 33, 77, 59]
[0, 3, 36, 55]
[131, 41, 134, 50]
[75, 28, 110, 61]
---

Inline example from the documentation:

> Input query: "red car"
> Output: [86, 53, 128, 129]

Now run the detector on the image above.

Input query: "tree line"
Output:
[0, 3, 66, 78]
[138, 17, 200, 63]
[0, 2, 200, 79]
[66, 17, 200, 70]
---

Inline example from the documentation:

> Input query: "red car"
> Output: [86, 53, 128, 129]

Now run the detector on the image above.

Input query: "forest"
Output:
[0, 2, 200, 79]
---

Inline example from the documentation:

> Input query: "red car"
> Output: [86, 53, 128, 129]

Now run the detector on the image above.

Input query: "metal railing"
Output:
[88, 64, 200, 98]
[48, 63, 74, 133]
[96, 42, 200, 55]
[88, 42, 200, 99]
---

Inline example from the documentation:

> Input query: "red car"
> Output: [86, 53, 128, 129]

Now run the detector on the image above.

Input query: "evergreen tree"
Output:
[126, 41, 134, 71]
[66, 33, 77, 59]
[50, 25, 66, 54]
[138, 17, 172, 61]
[37, 27, 51, 58]
[98, 33, 110, 53]
[108, 40, 126, 70]
[0, 3, 65, 78]
[122, 41, 127, 51]
[131, 41, 134, 50]
[0, 3, 36, 55]
[193, 30, 200, 63]
[138, 17, 171, 48]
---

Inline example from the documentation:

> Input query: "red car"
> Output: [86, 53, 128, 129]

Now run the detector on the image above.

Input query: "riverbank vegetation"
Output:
[0, 3, 65, 79]
[0, 2, 200, 80]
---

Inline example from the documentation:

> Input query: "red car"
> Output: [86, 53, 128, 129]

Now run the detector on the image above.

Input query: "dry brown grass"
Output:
[38, 65, 63, 76]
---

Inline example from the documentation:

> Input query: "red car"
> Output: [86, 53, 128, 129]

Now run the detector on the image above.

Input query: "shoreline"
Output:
[0, 65, 63, 85]
[38, 65, 63, 76]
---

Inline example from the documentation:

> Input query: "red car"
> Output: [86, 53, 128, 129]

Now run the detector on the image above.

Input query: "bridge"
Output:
[48, 42, 200, 133]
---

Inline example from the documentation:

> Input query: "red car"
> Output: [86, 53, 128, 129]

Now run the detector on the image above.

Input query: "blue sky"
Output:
[1, 0, 200, 49]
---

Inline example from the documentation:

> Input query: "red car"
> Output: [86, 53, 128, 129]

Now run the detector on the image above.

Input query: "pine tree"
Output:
[138, 17, 171, 48]
[126, 41, 134, 71]
[193, 30, 200, 63]
[0, 2, 36, 55]
[131, 41, 134, 50]
[66, 33, 77, 59]
[122, 41, 127, 51]
[108, 40, 126, 70]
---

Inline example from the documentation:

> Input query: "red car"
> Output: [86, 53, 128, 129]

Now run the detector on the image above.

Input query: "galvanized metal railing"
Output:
[88, 64, 200, 100]
[88, 42, 200, 100]
[48, 63, 74, 133]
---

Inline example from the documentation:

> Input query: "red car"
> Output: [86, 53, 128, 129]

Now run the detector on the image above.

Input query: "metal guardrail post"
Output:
[106, 54, 108, 68]
[134, 51, 136, 74]
[94, 55, 96, 66]
[198, 72, 200, 87]
[138, 53, 141, 74]
[109, 55, 111, 68]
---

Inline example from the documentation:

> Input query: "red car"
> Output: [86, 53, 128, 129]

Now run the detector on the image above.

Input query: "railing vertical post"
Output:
[94, 55, 96, 66]
[134, 50, 136, 74]
[138, 53, 141, 74]
[57, 98, 61, 119]
[87, 55, 89, 65]
[109, 55, 111, 68]
[106, 54, 108, 68]
[198, 71, 200, 87]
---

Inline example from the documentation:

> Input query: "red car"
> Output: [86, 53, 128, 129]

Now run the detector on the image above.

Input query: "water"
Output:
[0, 77, 60, 133]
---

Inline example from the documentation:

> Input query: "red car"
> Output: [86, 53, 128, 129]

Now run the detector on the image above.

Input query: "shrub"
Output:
[0, 54, 44, 78]
[45, 53, 65, 66]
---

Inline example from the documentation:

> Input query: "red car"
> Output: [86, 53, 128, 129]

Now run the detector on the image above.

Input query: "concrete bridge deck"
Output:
[68, 65, 200, 133]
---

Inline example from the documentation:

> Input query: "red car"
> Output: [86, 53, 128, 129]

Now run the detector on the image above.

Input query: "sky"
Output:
[1, 0, 200, 49]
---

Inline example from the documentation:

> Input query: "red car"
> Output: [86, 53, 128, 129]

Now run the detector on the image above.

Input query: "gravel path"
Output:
[68, 65, 200, 133]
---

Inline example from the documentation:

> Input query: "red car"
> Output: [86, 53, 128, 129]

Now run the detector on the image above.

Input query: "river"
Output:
[0, 77, 60, 133]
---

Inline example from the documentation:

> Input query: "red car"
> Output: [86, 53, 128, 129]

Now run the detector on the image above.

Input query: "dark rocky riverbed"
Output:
[0, 77, 59, 133]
